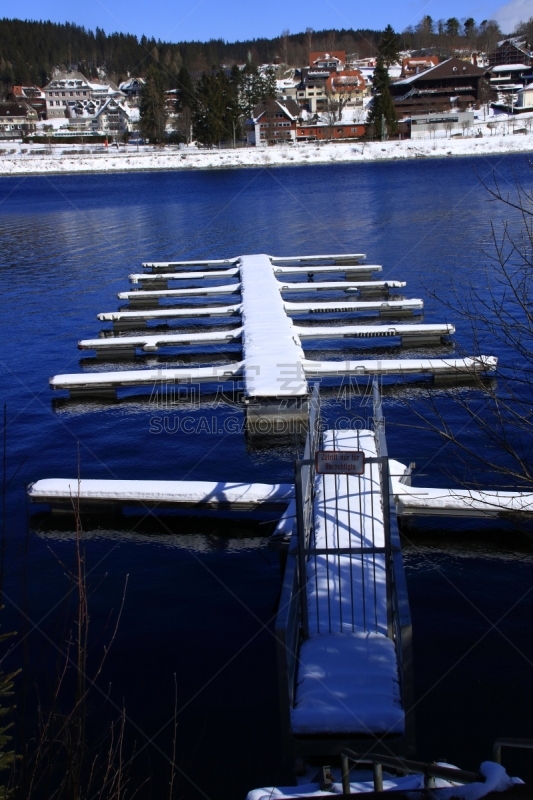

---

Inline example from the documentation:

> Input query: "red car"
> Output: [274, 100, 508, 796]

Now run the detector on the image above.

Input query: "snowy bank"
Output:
[0, 132, 532, 177]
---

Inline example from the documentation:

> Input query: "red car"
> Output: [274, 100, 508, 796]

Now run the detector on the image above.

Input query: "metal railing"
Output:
[275, 381, 414, 756]
[275, 383, 320, 756]
[340, 750, 483, 794]
[294, 383, 321, 639]
[373, 379, 414, 736]
[493, 737, 533, 764]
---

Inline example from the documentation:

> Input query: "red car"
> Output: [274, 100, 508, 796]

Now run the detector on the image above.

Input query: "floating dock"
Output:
[389, 462, 533, 518]
[49, 253, 497, 429]
[28, 479, 294, 512]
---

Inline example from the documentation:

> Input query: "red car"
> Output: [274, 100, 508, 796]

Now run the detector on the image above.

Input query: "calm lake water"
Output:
[1, 156, 533, 798]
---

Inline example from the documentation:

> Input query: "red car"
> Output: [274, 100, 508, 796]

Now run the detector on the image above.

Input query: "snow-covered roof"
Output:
[276, 78, 298, 89]
[94, 97, 135, 120]
[119, 77, 145, 90]
[252, 99, 300, 122]
[393, 60, 444, 85]
[491, 63, 530, 71]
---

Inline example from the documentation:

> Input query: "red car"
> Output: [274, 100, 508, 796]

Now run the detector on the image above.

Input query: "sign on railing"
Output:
[315, 450, 365, 475]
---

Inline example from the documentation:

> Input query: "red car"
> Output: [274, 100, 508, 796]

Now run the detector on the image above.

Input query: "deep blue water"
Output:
[1, 157, 533, 798]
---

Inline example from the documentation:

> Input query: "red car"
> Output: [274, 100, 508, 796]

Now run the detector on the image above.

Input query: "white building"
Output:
[410, 110, 475, 139]
[515, 84, 533, 108]
[119, 77, 145, 105]
[44, 71, 126, 119]
[91, 98, 139, 134]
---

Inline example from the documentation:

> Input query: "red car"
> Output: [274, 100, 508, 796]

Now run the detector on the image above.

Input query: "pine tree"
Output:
[236, 62, 276, 120]
[366, 57, 397, 140]
[446, 17, 460, 37]
[378, 24, 400, 67]
[193, 70, 240, 146]
[139, 64, 168, 144]
[175, 65, 194, 112]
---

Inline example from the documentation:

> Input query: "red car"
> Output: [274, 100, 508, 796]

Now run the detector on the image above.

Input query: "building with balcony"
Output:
[0, 101, 38, 138]
[44, 71, 125, 119]
[247, 99, 301, 146]
[10, 86, 46, 119]
[389, 57, 491, 118]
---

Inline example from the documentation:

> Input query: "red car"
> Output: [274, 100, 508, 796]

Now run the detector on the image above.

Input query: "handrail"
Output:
[294, 382, 321, 640]
[373, 378, 414, 748]
[341, 750, 483, 794]
[493, 737, 533, 764]
[373, 379, 393, 638]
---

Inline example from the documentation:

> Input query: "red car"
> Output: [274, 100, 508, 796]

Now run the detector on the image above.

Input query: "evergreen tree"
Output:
[175, 65, 195, 112]
[464, 17, 476, 37]
[236, 62, 276, 119]
[139, 64, 168, 144]
[378, 24, 400, 67]
[366, 56, 397, 140]
[193, 70, 240, 145]
[446, 17, 460, 37]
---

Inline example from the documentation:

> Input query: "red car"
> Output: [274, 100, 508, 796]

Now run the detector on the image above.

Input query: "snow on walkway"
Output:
[291, 429, 404, 737]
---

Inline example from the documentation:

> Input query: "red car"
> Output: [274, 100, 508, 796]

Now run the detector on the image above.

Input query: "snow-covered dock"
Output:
[142, 258, 240, 271]
[50, 253, 496, 419]
[295, 323, 455, 344]
[240, 254, 306, 400]
[28, 478, 294, 512]
[51, 356, 497, 393]
[292, 429, 403, 737]
[303, 356, 497, 378]
[98, 304, 241, 330]
[124, 280, 402, 297]
[50, 363, 243, 394]
[389, 461, 533, 518]
[284, 298, 423, 315]
[275, 384, 412, 759]
[118, 283, 240, 303]
[129, 264, 382, 285]
[78, 328, 243, 354]
[78, 323, 454, 356]
[129, 268, 240, 284]
[271, 254, 366, 264]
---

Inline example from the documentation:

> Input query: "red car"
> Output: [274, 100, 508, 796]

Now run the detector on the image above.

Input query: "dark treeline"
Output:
[0, 17, 381, 97]
[400, 15, 508, 57]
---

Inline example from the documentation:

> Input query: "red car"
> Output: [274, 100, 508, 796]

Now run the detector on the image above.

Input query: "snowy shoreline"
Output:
[0, 132, 532, 177]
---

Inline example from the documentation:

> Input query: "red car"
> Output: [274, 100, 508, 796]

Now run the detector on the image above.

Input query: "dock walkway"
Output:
[275, 384, 413, 760]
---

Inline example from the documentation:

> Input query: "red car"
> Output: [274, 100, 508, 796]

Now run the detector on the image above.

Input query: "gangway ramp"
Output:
[275, 384, 413, 760]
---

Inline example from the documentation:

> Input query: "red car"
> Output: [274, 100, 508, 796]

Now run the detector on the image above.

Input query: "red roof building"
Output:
[309, 51, 346, 72]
